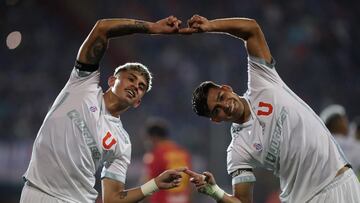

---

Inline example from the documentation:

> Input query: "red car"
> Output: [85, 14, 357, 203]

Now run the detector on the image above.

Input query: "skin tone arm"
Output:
[185, 169, 254, 203]
[77, 16, 182, 65]
[102, 168, 187, 203]
[180, 15, 272, 64]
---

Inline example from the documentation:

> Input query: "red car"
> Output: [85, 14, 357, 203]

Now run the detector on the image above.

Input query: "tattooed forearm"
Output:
[107, 21, 149, 38]
[78, 19, 150, 64]
[85, 37, 107, 64]
[119, 191, 128, 199]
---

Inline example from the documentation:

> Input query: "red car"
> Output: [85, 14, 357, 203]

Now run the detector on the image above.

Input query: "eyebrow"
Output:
[210, 92, 221, 116]
[216, 92, 221, 102]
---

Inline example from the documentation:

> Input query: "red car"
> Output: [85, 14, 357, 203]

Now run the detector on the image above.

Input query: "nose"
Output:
[134, 85, 139, 93]
[219, 102, 231, 114]
[216, 102, 227, 112]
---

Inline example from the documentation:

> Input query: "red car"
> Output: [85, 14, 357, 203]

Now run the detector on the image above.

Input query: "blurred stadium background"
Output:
[2, 0, 360, 202]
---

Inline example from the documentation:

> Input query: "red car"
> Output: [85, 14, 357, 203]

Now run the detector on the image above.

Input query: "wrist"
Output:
[210, 184, 225, 201]
[140, 179, 159, 196]
[207, 20, 217, 32]
[147, 22, 156, 34]
[200, 183, 225, 201]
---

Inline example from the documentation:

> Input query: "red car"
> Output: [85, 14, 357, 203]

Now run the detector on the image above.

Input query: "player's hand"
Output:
[184, 169, 206, 186]
[185, 169, 218, 193]
[179, 14, 211, 34]
[148, 16, 182, 34]
[154, 167, 187, 189]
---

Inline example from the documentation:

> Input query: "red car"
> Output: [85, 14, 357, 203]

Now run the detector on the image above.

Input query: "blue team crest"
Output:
[89, 106, 97, 112]
[253, 143, 263, 151]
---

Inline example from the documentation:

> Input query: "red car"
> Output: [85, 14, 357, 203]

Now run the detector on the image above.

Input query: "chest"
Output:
[97, 115, 131, 160]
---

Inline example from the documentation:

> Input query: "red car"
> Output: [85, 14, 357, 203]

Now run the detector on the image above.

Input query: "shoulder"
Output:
[66, 67, 101, 90]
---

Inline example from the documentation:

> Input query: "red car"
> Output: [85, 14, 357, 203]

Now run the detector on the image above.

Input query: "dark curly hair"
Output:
[145, 117, 169, 138]
[192, 81, 220, 117]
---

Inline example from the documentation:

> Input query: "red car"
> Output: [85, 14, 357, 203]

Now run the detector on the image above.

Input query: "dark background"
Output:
[1, 0, 360, 202]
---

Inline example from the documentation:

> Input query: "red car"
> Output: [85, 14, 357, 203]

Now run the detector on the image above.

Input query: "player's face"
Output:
[207, 85, 244, 123]
[110, 70, 148, 108]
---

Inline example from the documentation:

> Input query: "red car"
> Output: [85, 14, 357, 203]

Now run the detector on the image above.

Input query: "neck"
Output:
[236, 97, 251, 124]
[103, 89, 130, 117]
[153, 137, 168, 144]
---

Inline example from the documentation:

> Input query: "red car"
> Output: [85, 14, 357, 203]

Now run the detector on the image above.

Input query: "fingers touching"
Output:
[166, 15, 182, 28]
[155, 14, 208, 34]
[156, 167, 189, 189]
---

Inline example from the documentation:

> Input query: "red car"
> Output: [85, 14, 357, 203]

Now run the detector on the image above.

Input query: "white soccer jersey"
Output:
[227, 56, 347, 203]
[333, 134, 360, 173]
[23, 68, 132, 203]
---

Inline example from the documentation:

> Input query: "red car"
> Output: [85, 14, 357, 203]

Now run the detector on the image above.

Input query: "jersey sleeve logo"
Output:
[102, 131, 117, 150]
[253, 143, 263, 151]
[257, 101, 273, 116]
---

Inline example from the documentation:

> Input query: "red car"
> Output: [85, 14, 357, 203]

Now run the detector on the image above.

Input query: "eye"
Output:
[213, 108, 219, 116]
[220, 94, 224, 101]
[128, 77, 135, 82]
[139, 85, 145, 91]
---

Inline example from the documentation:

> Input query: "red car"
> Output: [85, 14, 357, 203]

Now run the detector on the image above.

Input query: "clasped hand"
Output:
[149, 14, 211, 34]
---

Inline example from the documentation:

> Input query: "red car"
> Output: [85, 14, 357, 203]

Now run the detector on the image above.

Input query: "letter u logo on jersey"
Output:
[257, 101, 273, 116]
[102, 131, 117, 150]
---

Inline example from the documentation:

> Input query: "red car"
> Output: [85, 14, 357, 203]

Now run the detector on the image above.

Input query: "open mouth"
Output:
[226, 100, 235, 115]
[230, 101, 234, 114]
[125, 89, 136, 98]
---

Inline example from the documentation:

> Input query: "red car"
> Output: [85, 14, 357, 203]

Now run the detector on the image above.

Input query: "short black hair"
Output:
[192, 81, 220, 117]
[324, 114, 343, 133]
[145, 118, 169, 138]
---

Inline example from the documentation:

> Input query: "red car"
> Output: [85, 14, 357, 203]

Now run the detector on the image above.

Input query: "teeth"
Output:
[229, 101, 234, 114]
[127, 90, 135, 98]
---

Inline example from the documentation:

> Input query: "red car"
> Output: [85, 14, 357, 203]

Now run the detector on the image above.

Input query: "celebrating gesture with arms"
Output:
[186, 14, 360, 203]
[20, 16, 187, 203]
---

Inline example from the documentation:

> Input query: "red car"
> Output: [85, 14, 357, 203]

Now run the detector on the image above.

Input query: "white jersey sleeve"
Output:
[227, 120, 257, 184]
[65, 68, 100, 90]
[247, 56, 283, 89]
[100, 122, 132, 184]
[101, 157, 130, 184]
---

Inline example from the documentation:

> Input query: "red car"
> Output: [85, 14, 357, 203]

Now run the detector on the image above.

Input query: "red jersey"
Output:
[144, 140, 191, 203]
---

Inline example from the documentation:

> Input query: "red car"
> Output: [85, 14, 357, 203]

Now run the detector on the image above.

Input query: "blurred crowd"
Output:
[1, 0, 360, 202]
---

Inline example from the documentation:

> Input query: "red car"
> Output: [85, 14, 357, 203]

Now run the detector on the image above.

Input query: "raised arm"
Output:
[180, 15, 271, 64]
[77, 16, 181, 65]
[185, 169, 254, 203]
[102, 168, 186, 203]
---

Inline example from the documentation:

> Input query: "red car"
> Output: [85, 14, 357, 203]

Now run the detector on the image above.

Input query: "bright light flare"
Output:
[6, 31, 22, 50]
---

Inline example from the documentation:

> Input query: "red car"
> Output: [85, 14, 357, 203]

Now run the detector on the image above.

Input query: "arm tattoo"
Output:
[85, 37, 106, 64]
[107, 21, 149, 37]
[119, 191, 128, 199]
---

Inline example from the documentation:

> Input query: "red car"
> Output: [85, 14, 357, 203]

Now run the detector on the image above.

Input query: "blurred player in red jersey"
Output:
[142, 118, 192, 203]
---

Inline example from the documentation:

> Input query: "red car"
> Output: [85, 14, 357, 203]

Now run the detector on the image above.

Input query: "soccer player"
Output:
[142, 117, 192, 203]
[20, 16, 187, 203]
[182, 15, 360, 202]
[320, 105, 360, 178]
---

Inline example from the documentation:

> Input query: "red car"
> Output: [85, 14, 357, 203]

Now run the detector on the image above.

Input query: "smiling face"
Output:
[109, 69, 148, 108]
[206, 85, 245, 123]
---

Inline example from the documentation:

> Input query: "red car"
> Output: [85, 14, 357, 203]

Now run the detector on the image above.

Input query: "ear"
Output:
[133, 99, 142, 108]
[221, 84, 233, 92]
[108, 76, 116, 87]
[210, 117, 221, 123]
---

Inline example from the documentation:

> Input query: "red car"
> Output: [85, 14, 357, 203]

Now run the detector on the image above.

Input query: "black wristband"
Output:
[75, 60, 99, 72]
